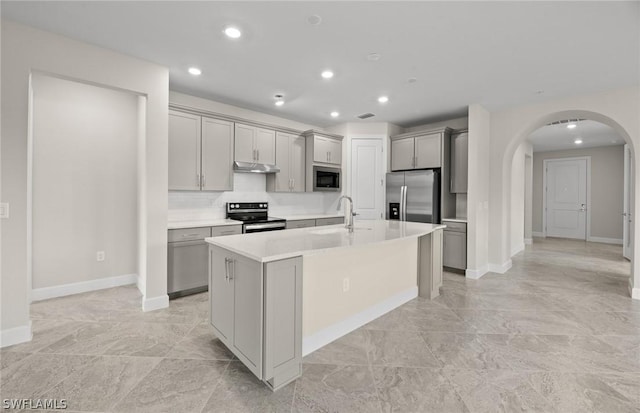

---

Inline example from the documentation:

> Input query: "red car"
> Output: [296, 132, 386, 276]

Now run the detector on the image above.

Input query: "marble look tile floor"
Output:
[1, 238, 639, 412]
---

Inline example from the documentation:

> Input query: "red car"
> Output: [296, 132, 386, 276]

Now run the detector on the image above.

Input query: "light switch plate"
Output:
[0, 203, 8, 219]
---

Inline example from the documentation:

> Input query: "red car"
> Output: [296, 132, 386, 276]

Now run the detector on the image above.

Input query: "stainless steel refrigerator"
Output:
[386, 170, 440, 223]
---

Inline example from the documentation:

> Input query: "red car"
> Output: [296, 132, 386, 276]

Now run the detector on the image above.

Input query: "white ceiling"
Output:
[2, 1, 638, 128]
[528, 120, 624, 152]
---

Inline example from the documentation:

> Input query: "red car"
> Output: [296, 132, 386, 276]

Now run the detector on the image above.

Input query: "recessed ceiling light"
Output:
[367, 53, 381, 61]
[567, 123, 577, 129]
[307, 15, 322, 25]
[378, 96, 389, 104]
[275, 100, 284, 107]
[574, 138, 583, 144]
[330, 111, 340, 118]
[223, 26, 242, 39]
[188, 67, 202, 76]
[408, 77, 417, 83]
[321, 70, 334, 79]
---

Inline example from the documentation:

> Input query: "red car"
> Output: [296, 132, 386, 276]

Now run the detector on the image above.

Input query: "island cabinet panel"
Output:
[417, 229, 443, 299]
[264, 257, 302, 390]
[209, 247, 263, 378]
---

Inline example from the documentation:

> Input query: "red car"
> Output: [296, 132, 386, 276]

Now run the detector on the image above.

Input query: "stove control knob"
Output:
[235, 204, 240, 208]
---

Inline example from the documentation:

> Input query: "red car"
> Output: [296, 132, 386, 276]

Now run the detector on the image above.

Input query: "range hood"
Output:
[233, 161, 280, 174]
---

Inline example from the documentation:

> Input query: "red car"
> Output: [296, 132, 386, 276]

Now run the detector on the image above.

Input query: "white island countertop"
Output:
[205, 220, 445, 263]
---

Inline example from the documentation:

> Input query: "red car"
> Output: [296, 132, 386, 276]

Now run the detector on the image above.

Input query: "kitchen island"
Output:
[205, 220, 444, 390]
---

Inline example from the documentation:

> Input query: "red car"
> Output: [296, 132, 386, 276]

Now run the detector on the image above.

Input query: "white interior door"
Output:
[624, 145, 633, 260]
[351, 138, 384, 220]
[545, 158, 588, 239]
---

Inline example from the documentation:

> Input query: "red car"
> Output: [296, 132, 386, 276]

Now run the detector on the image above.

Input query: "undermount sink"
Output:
[310, 227, 372, 235]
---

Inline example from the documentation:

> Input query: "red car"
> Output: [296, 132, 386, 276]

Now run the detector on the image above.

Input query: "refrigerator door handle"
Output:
[401, 185, 407, 221]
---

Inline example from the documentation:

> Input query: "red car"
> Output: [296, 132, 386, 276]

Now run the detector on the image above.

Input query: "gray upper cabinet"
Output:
[391, 131, 442, 171]
[169, 110, 201, 190]
[201, 117, 233, 191]
[267, 132, 305, 192]
[415, 133, 442, 169]
[450, 130, 468, 193]
[311, 135, 342, 165]
[169, 110, 233, 191]
[391, 138, 415, 171]
[234, 123, 276, 165]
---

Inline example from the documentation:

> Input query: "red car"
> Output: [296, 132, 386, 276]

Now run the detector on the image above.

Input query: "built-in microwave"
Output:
[313, 166, 341, 191]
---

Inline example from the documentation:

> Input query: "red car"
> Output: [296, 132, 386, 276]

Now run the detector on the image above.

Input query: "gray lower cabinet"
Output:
[285, 219, 316, 229]
[443, 221, 467, 270]
[315, 217, 345, 226]
[168, 224, 242, 299]
[209, 246, 302, 391]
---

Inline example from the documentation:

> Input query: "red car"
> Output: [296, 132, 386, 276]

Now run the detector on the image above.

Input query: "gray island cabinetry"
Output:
[209, 249, 302, 390]
[206, 220, 444, 391]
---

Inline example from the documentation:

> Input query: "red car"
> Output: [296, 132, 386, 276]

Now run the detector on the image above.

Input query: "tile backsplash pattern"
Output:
[169, 173, 341, 221]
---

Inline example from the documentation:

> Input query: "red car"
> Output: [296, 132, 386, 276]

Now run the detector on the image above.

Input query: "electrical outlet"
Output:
[342, 278, 350, 292]
[96, 251, 105, 262]
[0, 203, 8, 219]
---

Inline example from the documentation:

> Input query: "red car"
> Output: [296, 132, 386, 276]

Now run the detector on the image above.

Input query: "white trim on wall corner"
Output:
[0, 321, 32, 348]
[465, 266, 488, 279]
[488, 260, 513, 274]
[142, 294, 169, 312]
[630, 281, 640, 300]
[511, 243, 525, 256]
[587, 236, 623, 245]
[31, 273, 138, 302]
[532, 232, 545, 238]
[302, 286, 417, 356]
[524, 238, 533, 245]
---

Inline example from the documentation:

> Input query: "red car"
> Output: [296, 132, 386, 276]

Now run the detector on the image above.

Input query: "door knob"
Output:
[579, 204, 586, 212]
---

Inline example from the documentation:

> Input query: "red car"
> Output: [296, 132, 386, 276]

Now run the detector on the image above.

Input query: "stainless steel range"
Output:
[226, 202, 286, 233]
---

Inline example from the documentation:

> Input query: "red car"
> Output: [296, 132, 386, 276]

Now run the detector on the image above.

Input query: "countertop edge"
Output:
[205, 224, 445, 263]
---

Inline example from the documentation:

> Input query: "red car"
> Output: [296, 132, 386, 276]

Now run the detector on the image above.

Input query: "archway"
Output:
[502, 110, 636, 298]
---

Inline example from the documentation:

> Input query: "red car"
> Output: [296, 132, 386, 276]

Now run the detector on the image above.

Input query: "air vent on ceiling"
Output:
[547, 118, 585, 126]
[357, 112, 375, 119]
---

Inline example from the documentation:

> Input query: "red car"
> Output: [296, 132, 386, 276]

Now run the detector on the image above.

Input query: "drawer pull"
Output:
[182, 233, 201, 237]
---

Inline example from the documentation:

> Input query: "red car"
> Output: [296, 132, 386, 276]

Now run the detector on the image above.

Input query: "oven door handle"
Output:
[244, 222, 286, 231]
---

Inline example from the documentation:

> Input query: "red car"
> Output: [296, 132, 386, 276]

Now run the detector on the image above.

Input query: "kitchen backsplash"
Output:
[168, 173, 341, 221]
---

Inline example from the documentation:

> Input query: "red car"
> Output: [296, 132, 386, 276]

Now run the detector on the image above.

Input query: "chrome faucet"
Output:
[337, 195, 355, 232]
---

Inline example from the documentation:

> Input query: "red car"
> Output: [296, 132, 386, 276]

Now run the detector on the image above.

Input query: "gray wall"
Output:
[32, 75, 139, 289]
[532, 145, 624, 240]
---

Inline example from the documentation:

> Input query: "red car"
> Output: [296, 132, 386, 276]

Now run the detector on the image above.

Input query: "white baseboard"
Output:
[511, 243, 525, 256]
[465, 266, 488, 279]
[524, 238, 533, 245]
[302, 286, 418, 356]
[142, 294, 169, 312]
[587, 236, 623, 245]
[136, 275, 146, 295]
[630, 281, 640, 300]
[0, 321, 32, 348]
[532, 232, 545, 238]
[488, 259, 513, 274]
[31, 273, 138, 302]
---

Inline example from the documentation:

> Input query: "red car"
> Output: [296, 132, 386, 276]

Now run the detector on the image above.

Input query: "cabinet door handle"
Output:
[202, 174, 206, 187]
[197, 174, 201, 187]
[257, 149, 260, 161]
[224, 257, 234, 282]
[291, 178, 294, 191]
[229, 259, 235, 281]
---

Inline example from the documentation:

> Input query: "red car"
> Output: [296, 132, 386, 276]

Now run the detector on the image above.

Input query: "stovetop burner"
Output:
[226, 202, 286, 233]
